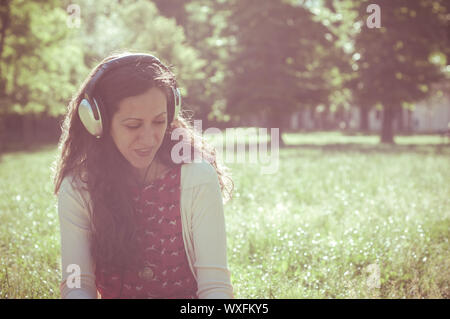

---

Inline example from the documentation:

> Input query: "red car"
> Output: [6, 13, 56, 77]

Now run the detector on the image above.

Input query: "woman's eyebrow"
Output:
[121, 112, 167, 122]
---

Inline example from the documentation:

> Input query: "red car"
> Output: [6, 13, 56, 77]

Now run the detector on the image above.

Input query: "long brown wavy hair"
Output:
[52, 51, 233, 272]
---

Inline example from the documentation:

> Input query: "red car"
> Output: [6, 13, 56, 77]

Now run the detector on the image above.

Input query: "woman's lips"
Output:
[135, 148, 152, 157]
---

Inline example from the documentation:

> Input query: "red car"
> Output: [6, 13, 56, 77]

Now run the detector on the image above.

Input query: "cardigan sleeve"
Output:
[57, 176, 98, 299]
[190, 167, 234, 299]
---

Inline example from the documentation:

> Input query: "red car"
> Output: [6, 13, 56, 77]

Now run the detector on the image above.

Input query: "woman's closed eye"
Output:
[126, 121, 166, 129]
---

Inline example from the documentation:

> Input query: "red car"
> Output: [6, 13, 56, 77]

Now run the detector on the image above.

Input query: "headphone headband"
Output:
[78, 53, 181, 139]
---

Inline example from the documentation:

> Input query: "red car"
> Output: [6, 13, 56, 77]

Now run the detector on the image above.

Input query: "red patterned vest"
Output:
[95, 164, 198, 299]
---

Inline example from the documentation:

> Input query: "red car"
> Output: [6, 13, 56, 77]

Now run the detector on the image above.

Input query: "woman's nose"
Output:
[138, 124, 157, 145]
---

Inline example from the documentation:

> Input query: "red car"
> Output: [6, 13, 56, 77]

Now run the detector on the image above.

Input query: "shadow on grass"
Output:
[220, 141, 450, 156]
[282, 143, 450, 155]
[0, 142, 58, 159]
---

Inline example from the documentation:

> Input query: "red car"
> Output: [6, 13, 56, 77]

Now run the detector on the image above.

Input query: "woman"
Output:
[53, 52, 234, 299]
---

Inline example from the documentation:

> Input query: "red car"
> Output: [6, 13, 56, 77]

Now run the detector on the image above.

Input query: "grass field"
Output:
[0, 132, 449, 298]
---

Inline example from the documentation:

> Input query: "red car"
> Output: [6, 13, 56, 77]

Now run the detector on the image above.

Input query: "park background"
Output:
[0, 0, 449, 298]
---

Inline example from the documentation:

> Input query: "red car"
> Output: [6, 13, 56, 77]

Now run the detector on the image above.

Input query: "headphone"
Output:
[77, 53, 181, 139]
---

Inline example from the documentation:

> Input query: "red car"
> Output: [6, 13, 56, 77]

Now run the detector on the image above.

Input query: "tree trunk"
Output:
[380, 106, 395, 144]
[278, 125, 285, 147]
[22, 114, 36, 149]
[360, 105, 369, 132]
[267, 109, 286, 148]
[0, 0, 11, 97]
[0, 116, 5, 154]
[309, 107, 315, 130]
[396, 105, 404, 133]
[406, 109, 412, 133]
[299, 110, 304, 130]
[321, 106, 329, 130]
[0, 0, 11, 75]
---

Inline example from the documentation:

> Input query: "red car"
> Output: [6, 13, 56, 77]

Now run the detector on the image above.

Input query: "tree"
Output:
[221, 0, 340, 146]
[74, 0, 206, 119]
[1, 0, 206, 150]
[152, 0, 233, 126]
[0, 0, 86, 149]
[352, 0, 450, 143]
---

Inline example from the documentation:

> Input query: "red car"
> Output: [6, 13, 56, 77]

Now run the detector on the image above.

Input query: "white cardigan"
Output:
[57, 160, 233, 299]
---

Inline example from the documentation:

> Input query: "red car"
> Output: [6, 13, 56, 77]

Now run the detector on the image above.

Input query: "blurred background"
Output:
[0, 0, 449, 299]
[0, 0, 449, 150]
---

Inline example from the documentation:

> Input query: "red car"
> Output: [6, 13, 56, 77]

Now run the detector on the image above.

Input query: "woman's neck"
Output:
[134, 158, 169, 186]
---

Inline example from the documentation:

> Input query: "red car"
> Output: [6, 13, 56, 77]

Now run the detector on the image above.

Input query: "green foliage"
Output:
[222, 0, 339, 126]
[153, 0, 234, 122]
[64, 0, 206, 115]
[1, 0, 86, 116]
[1, 0, 206, 117]
[352, 0, 449, 107]
[349, 0, 450, 141]
[1, 0, 449, 140]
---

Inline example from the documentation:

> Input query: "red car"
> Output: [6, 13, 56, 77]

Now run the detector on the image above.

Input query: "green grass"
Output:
[0, 133, 449, 298]
[0, 145, 61, 298]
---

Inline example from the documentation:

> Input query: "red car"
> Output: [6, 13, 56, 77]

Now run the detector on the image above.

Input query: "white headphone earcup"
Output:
[78, 98, 103, 138]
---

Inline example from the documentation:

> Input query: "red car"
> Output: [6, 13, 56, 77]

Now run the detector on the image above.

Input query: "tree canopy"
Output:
[0, 0, 449, 146]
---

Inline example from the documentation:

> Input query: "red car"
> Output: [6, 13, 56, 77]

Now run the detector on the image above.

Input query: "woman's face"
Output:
[110, 87, 168, 177]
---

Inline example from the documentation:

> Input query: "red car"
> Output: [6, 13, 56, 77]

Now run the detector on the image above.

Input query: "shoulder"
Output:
[59, 171, 88, 195]
[180, 159, 219, 189]
[58, 172, 92, 215]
